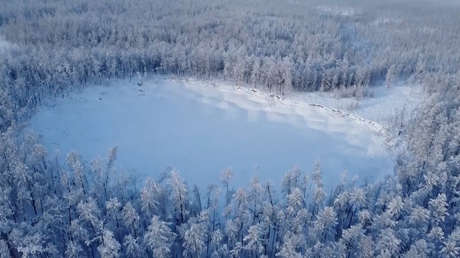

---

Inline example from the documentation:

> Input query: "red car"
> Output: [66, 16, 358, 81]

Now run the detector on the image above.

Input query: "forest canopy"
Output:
[0, 0, 459, 257]
[1, 0, 460, 129]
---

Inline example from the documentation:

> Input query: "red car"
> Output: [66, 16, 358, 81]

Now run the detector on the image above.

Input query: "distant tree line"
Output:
[0, 1, 459, 257]
[1, 0, 460, 130]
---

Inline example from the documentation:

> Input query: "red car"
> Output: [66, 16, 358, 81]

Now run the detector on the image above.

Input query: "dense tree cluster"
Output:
[1, 0, 460, 130]
[0, 74, 459, 257]
[0, 0, 459, 257]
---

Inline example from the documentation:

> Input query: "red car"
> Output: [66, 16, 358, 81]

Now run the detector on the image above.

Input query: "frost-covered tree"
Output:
[140, 178, 163, 218]
[169, 171, 189, 225]
[221, 168, 234, 206]
[97, 230, 120, 258]
[313, 207, 338, 242]
[123, 235, 143, 258]
[276, 232, 303, 258]
[183, 221, 206, 258]
[0, 1, 459, 257]
[376, 228, 401, 257]
[144, 216, 176, 258]
[243, 223, 265, 257]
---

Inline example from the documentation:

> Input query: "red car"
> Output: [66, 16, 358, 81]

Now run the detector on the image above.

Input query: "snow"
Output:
[372, 17, 403, 26]
[0, 36, 15, 55]
[315, 6, 360, 17]
[180, 78, 388, 148]
[290, 84, 425, 127]
[180, 78, 424, 135]
[28, 77, 396, 188]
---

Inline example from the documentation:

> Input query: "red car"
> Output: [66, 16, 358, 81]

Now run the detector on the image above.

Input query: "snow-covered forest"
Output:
[0, 0, 459, 257]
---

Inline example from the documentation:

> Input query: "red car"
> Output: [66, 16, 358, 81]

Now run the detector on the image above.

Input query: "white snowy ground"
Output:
[291, 84, 424, 128]
[28, 77, 421, 188]
[179, 78, 424, 136]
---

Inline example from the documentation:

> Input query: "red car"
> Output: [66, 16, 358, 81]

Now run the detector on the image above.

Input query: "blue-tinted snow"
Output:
[29, 78, 394, 188]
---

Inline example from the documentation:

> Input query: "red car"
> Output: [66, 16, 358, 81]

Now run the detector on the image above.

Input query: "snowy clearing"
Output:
[29, 78, 395, 188]
[180, 78, 424, 134]
[293, 83, 425, 126]
[315, 5, 360, 17]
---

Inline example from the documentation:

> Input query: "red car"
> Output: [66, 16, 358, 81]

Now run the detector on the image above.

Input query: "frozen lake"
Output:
[29, 78, 393, 188]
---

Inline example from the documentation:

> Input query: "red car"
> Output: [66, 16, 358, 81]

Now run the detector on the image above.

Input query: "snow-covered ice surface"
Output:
[290, 84, 425, 126]
[28, 77, 397, 188]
